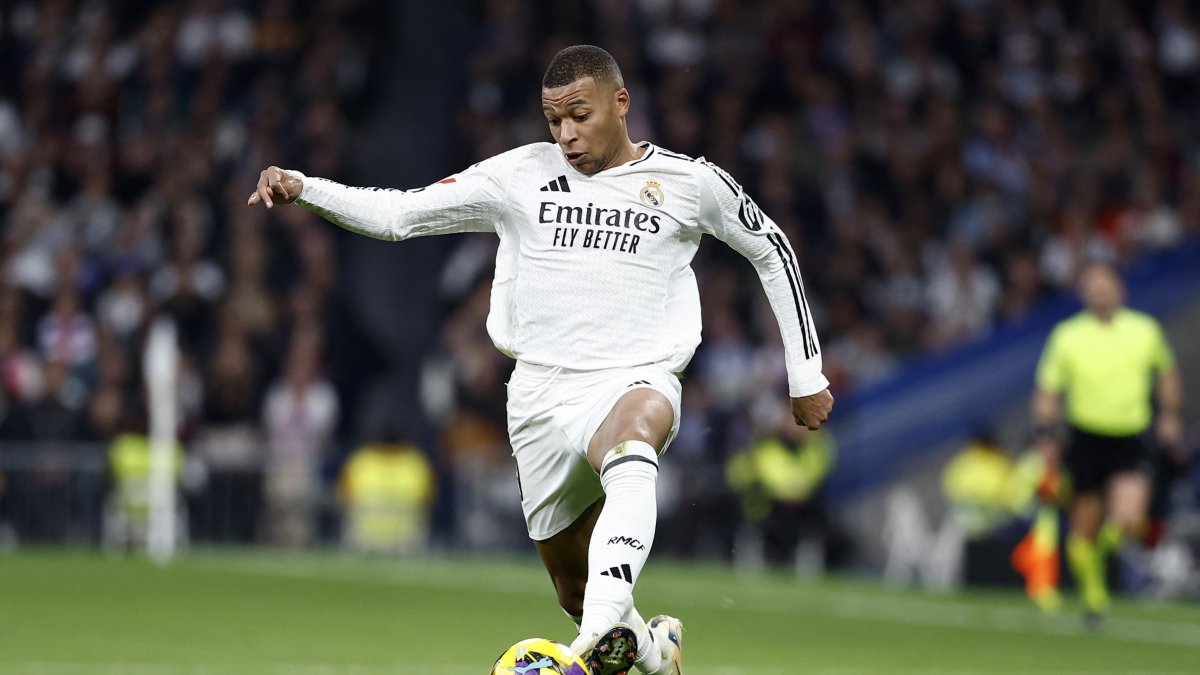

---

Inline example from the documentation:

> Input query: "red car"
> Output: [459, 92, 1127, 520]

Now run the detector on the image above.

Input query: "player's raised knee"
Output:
[590, 390, 674, 463]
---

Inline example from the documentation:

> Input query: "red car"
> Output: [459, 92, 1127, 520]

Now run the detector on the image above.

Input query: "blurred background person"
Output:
[941, 428, 1015, 538]
[940, 428, 1067, 611]
[337, 424, 435, 555]
[262, 327, 338, 548]
[192, 303, 265, 543]
[1032, 263, 1183, 623]
[103, 404, 186, 552]
[727, 401, 838, 572]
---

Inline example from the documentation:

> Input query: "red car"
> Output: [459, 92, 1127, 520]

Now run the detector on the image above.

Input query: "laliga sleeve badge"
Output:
[640, 179, 665, 208]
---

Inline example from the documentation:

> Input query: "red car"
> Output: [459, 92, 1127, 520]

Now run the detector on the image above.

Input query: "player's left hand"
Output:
[1156, 412, 1184, 455]
[791, 389, 833, 430]
[247, 166, 303, 208]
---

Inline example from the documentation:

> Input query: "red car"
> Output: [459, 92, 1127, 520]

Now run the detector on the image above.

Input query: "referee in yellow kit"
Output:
[1031, 262, 1183, 623]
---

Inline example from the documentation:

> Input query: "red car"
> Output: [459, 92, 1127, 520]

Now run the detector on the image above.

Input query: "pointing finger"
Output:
[258, 181, 274, 208]
[253, 172, 272, 208]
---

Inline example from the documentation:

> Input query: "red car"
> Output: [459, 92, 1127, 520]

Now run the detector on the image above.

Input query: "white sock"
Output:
[570, 441, 659, 656]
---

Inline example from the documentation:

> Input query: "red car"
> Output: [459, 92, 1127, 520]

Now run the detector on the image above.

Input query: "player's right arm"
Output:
[1031, 325, 1066, 462]
[247, 149, 523, 241]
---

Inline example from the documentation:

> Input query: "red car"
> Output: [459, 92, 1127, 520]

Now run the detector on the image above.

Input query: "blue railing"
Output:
[825, 237, 1200, 503]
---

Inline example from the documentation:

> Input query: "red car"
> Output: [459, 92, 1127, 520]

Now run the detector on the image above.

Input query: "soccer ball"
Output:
[490, 637, 589, 675]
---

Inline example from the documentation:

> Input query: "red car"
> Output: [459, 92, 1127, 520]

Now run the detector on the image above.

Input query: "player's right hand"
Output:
[791, 389, 834, 430]
[248, 166, 303, 208]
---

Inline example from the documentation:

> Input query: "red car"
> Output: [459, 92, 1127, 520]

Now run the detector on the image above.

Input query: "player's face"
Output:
[542, 77, 629, 175]
[1079, 265, 1124, 315]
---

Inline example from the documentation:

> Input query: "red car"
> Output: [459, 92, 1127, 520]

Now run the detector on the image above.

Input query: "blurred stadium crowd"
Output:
[0, 0, 394, 546]
[0, 0, 1197, 560]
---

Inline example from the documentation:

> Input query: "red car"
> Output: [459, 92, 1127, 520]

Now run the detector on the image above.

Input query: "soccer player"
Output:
[249, 45, 833, 674]
[1032, 263, 1182, 624]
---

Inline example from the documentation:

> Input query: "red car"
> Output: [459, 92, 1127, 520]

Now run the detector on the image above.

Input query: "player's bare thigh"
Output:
[586, 388, 675, 471]
[1106, 471, 1150, 534]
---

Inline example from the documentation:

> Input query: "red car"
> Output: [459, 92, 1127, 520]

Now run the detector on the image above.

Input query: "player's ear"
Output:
[614, 87, 630, 117]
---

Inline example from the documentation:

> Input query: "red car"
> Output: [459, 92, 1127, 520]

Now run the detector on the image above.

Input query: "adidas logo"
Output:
[539, 175, 571, 192]
[599, 563, 634, 584]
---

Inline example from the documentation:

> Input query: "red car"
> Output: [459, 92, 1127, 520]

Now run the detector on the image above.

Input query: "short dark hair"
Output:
[542, 45, 623, 90]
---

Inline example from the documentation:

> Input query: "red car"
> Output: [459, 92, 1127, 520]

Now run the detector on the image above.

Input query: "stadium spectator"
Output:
[103, 407, 186, 552]
[926, 243, 1002, 347]
[0, 306, 41, 421]
[727, 403, 837, 570]
[36, 287, 97, 377]
[193, 304, 265, 543]
[2, 358, 87, 541]
[941, 430, 1016, 538]
[148, 199, 226, 353]
[94, 267, 148, 345]
[337, 426, 435, 555]
[262, 327, 339, 548]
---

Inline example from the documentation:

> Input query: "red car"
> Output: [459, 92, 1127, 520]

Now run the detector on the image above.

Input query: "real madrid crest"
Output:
[640, 179, 665, 208]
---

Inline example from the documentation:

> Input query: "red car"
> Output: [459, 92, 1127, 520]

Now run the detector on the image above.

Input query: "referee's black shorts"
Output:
[1064, 426, 1154, 495]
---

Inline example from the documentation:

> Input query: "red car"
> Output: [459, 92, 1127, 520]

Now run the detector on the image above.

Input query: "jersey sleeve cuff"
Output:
[291, 172, 343, 218]
[789, 373, 830, 398]
[287, 169, 310, 201]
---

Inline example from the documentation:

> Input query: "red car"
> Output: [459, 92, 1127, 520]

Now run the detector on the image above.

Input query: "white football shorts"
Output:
[506, 360, 683, 541]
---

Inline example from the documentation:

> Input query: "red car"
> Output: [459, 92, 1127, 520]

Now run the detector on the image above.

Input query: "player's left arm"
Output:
[1157, 368, 1183, 452]
[1152, 323, 1183, 453]
[695, 161, 832, 430]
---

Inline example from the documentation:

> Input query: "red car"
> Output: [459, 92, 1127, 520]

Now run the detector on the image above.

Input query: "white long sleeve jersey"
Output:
[294, 142, 828, 397]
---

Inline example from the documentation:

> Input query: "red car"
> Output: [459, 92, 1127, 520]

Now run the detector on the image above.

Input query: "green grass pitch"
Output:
[1, 550, 1198, 674]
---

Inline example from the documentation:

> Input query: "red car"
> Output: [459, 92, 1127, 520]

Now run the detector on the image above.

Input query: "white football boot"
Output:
[647, 615, 683, 674]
